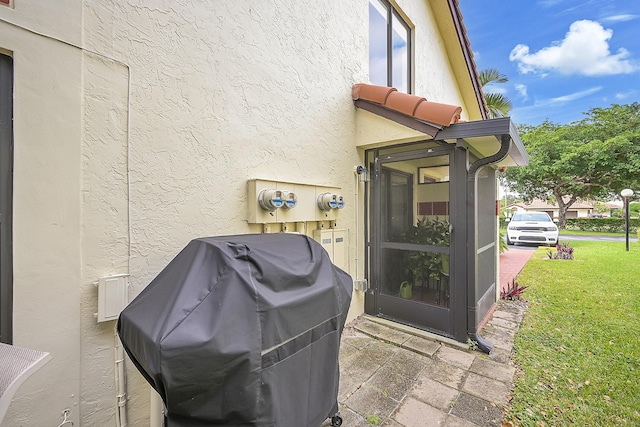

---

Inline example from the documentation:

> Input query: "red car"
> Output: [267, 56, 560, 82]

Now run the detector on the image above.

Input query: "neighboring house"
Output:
[606, 200, 624, 216]
[0, 1, 528, 425]
[508, 199, 596, 219]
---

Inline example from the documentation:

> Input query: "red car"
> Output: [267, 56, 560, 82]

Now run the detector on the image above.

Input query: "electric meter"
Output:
[317, 193, 338, 211]
[281, 191, 298, 209]
[258, 189, 284, 211]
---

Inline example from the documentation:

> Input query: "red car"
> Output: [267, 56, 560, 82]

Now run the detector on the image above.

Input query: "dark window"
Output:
[1, 53, 13, 344]
[380, 167, 412, 241]
[369, 0, 411, 93]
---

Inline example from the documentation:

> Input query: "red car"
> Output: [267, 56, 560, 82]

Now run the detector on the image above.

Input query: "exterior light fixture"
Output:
[621, 188, 634, 251]
[355, 165, 370, 183]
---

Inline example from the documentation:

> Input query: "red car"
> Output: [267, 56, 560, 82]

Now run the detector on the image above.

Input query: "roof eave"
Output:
[436, 117, 529, 166]
[354, 99, 442, 137]
[443, 0, 489, 120]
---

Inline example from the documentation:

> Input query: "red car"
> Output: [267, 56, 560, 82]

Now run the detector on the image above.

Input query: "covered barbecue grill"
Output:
[118, 233, 353, 426]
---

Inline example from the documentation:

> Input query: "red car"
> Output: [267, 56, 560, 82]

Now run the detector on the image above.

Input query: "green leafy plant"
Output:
[500, 277, 529, 300]
[402, 217, 449, 287]
[505, 103, 640, 229]
[499, 229, 508, 253]
[547, 243, 574, 260]
[565, 217, 639, 233]
[467, 339, 479, 351]
[402, 216, 450, 246]
[365, 413, 380, 425]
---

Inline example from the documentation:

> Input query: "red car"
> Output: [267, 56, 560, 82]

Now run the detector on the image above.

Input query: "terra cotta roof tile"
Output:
[352, 83, 462, 127]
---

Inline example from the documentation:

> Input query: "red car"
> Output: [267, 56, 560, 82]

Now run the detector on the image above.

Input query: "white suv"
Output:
[506, 212, 559, 246]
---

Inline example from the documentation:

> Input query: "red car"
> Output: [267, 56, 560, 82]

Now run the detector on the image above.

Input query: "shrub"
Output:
[547, 243, 574, 260]
[499, 230, 508, 253]
[501, 277, 528, 301]
[564, 217, 639, 233]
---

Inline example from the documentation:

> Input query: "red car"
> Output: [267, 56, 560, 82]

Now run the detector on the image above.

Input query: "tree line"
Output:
[505, 103, 640, 228]
[479, 68, 640, 229]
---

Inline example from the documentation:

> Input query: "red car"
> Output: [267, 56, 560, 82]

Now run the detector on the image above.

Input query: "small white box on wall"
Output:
[97, 274, 129, 322]
[313, 229, 348, 272]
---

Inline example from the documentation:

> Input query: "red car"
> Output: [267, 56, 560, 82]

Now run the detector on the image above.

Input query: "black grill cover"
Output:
[118, 233, 353, 426]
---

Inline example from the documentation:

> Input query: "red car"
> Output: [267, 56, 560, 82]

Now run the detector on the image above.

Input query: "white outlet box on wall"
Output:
[97, 274, 129, 323]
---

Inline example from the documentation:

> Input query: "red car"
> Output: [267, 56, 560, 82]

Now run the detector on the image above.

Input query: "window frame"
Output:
[0, 52, 13, 344]
[369, 0, 412, 93]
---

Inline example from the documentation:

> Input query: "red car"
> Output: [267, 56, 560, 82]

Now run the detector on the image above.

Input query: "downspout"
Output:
[466, 134, 511, 353]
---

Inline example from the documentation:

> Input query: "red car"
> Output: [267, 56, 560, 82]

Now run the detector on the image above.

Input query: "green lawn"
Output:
[500, 227, 633, 238]
[505, 241, 640, 426]
[560, 229, 628, 237]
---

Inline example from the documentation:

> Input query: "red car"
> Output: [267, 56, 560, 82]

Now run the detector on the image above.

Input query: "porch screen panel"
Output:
[476, 168, 497, 318]
[378, 156, 450, 308]
[477, 169, 497, 248]
[476, 248, 496, 324]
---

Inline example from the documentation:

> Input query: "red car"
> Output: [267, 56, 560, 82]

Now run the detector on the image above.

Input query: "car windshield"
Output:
[512, 212, 552, 222]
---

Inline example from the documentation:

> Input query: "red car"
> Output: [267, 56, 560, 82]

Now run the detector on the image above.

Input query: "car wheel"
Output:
[506, 235, 513, 245]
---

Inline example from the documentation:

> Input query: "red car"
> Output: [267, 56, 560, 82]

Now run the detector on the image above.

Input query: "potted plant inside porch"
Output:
[402, 217, 449, 301]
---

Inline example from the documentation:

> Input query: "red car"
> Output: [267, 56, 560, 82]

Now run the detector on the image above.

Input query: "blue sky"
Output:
[458, 0, 640, 125]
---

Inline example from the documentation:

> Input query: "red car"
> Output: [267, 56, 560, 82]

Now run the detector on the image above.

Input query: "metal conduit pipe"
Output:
[466, 134, 511, 354]
[114, 329, 128, 427]
[150, 389, 164, 427]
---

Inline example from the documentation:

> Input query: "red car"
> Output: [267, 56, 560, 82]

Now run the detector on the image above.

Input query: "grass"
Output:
[500, 227, 638, 238]
[505, 241, 640, 426]
[560, 229, 627, 237]
[499, 227, 633, 238]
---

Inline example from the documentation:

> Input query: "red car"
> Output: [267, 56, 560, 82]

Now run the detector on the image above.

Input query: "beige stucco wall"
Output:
[1, 0, 478, 425]
[0, 1, 84, 425]
[82, 2, 370, 424]
[79, 51, 131, 426]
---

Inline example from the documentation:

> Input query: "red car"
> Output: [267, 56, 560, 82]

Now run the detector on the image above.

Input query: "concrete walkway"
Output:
[322, 249, 533, 427]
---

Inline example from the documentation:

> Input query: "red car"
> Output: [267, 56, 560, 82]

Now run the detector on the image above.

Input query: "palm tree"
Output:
[478, 68, 512, 118]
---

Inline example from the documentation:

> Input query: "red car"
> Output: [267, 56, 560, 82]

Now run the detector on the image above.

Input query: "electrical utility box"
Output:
[247, 179, 343, 224]
[313, 229, 348, 272]
[97, 274, 129, 322]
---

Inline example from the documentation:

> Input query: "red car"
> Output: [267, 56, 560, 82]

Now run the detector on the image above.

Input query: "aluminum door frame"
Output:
[0, 54, 13, 344]
[369, 144, 463, 338]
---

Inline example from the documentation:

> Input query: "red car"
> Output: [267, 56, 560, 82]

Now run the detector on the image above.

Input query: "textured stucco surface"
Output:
[79, 52, 131, 427]
[0, 11, 84, 427]
[1, 0, 478, 425]
[83, 2, 368, 424]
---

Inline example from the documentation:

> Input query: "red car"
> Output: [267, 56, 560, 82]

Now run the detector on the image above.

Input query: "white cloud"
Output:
[509, 88, 602, 124]
[509, 20, 639, 76]
[602, 14, 639, 23]
[537, 0, 565, 7]
[484, 85, 507, 95]
[615, 90, 638, 100]
[515, 84, 528, 100]
[544, 87, 602, 104]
